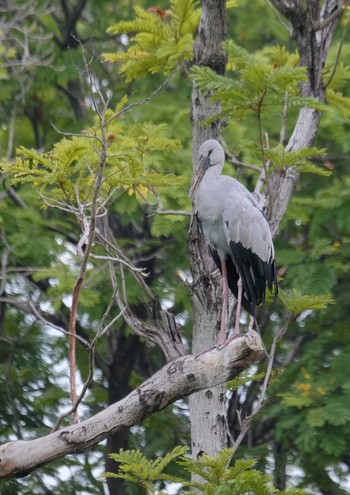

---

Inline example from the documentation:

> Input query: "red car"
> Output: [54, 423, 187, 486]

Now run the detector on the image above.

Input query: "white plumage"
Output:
[192, 139, 277, 345]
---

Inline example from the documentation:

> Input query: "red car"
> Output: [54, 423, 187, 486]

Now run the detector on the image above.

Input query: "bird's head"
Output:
[189, 139, 225, 198]
[198, 139, 225, 169]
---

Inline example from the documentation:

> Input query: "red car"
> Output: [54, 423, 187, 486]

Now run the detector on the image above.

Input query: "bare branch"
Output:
[0, 331, 264, 478]
[105, 74, 175, 127]
[313, 3, 345, 30]
[28, 302, 90, 348]
[154, 209, 191, 216]
[221, 138, 262, 173]
[230, 320, 291, 456]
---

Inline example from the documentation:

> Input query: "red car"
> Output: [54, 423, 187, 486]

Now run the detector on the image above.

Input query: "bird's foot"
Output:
[217, 331, 241, 350]
[194, 345, 217, 358]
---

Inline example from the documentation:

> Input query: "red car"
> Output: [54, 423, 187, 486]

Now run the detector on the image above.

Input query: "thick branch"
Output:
[0, 331, 263, 478]
[265, 1, 345, 236]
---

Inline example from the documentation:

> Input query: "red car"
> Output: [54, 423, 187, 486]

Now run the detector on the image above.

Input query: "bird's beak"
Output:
[189, 169, 205, 199]
[189, 154, 209, 199]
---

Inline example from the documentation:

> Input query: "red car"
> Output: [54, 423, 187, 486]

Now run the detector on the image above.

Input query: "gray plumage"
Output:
[192, 139, 277, 320]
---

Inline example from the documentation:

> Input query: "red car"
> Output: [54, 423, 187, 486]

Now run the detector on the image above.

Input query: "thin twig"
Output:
[148, 187, 192, 216]
[154, 209, 191, 216]
[50, 122, 103, 144]
[279, 92, 288, 145]
[230, 318, 291, 457]
[254, 132, 272, 204]
[221, 137, 262, 173]
[95, 228, 156, 302]
[28, 301, 90, 348]
[64, 41, 110, 423]
[89, 253, 149, 274]
[94, 308, 125, 342]
[105, 74, 174, 127]
[69, 278, 83, 422]
[324, 17, 350, 89]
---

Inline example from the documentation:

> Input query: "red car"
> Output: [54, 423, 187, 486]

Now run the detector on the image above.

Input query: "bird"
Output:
[190, 139, 278, 346]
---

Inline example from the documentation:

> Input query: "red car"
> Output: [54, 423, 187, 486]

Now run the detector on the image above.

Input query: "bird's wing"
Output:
[221, 178, 274, 263]
[220, 177, 277, 305]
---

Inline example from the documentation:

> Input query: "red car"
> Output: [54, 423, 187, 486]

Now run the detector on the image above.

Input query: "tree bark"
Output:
[1, 0, 345, 485]
[267, 0, 346, 235]
[188, 0, 346, 477]
[225, 0, 346, 486]
[189, 0, 230, 465]
[0, 332, 263, 478]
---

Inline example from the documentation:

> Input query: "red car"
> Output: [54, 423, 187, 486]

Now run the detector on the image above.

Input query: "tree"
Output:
[1, 1, 350, 494]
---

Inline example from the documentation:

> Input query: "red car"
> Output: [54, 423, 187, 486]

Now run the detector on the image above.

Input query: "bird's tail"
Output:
[210, 248, 256, 316]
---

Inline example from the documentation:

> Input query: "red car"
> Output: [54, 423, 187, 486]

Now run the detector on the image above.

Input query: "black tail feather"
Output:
[209, 242, 277, 318]
[229, 240, 277, 310]
[210, 248, 256, 316]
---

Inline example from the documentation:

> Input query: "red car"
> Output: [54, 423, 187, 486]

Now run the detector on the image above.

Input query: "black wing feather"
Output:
[229, 241, 277, 310]
[197, 214, 277, 317]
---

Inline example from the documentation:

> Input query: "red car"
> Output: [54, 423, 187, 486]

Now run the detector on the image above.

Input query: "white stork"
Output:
[191, 139, 278, 346]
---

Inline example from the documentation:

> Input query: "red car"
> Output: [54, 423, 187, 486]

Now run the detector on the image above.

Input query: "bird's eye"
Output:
[208, 149, 213, 157]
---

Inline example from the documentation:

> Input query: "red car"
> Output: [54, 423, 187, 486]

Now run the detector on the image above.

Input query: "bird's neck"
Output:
[203, 164, 223, 182]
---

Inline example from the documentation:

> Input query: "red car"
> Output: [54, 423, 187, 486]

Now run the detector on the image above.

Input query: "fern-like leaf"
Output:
[1, 119, 185, 209]
[264, 144, 330, 175]
[103, 0, 200, 81]
[279, 289, 334, 318]
[326, 88, 350, 119]
[226, 369, 266, 391]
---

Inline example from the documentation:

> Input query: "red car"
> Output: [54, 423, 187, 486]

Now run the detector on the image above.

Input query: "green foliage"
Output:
[103, 0, 201, 81]
[191, 41, 322, 121]
[326, 88, 350, 119]
[264, 144, 330, 176]
[104, 446, 305, 494]
[2, 1, 350, 494]
[103, 446, 187, 492]
[226, 369, 266, 392]
[272, 343, 350, 464]
[279, 289, 334, 318]
[1, 119, 185, 208]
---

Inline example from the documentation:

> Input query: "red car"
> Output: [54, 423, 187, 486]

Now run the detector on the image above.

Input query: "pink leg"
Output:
[218, 258, 229, 346]
[234, 277, 242, 336]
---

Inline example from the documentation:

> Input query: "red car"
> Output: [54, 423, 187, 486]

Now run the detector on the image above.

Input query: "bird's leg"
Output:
[218, 258, 229, 346]
[233, 277, 243, 337]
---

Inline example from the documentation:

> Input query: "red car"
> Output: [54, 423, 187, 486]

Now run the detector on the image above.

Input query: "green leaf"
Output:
[279, 390, 314, 408]
[226, 369, 266, 391]
[103, 0, 200, 82]
[326, 88, 350, 119]
[264, 144, 328, 175]
[279, 289, 335, 318]
[306, 408, 326, 428]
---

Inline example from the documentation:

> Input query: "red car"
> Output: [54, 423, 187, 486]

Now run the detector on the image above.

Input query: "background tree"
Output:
[1, 1, 350, 494]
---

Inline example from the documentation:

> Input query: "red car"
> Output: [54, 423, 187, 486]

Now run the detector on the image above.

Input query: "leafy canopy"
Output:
[103, 0, 201, 82]
[191, 42, 325, 118]
[104, 446, 305, 495]
[1, 110, 185, 208]
[279, 289, 335, 319]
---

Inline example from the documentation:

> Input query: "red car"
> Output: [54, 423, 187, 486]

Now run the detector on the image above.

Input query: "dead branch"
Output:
[0, 331, 263, 478]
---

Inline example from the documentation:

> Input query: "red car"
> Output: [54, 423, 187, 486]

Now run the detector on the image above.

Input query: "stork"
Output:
[190, 139, 278, 346]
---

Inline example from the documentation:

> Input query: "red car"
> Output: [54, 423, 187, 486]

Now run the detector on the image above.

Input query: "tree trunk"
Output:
[188, 0, 230, 465]
[267, 0, 346, 235]
[189, 0, 346, 479]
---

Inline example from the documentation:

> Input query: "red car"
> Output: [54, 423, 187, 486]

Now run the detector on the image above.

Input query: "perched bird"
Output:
[190, 139, 277, 346]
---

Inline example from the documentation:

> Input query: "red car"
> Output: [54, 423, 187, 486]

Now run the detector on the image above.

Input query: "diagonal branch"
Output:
[0, 331, 263, 478]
